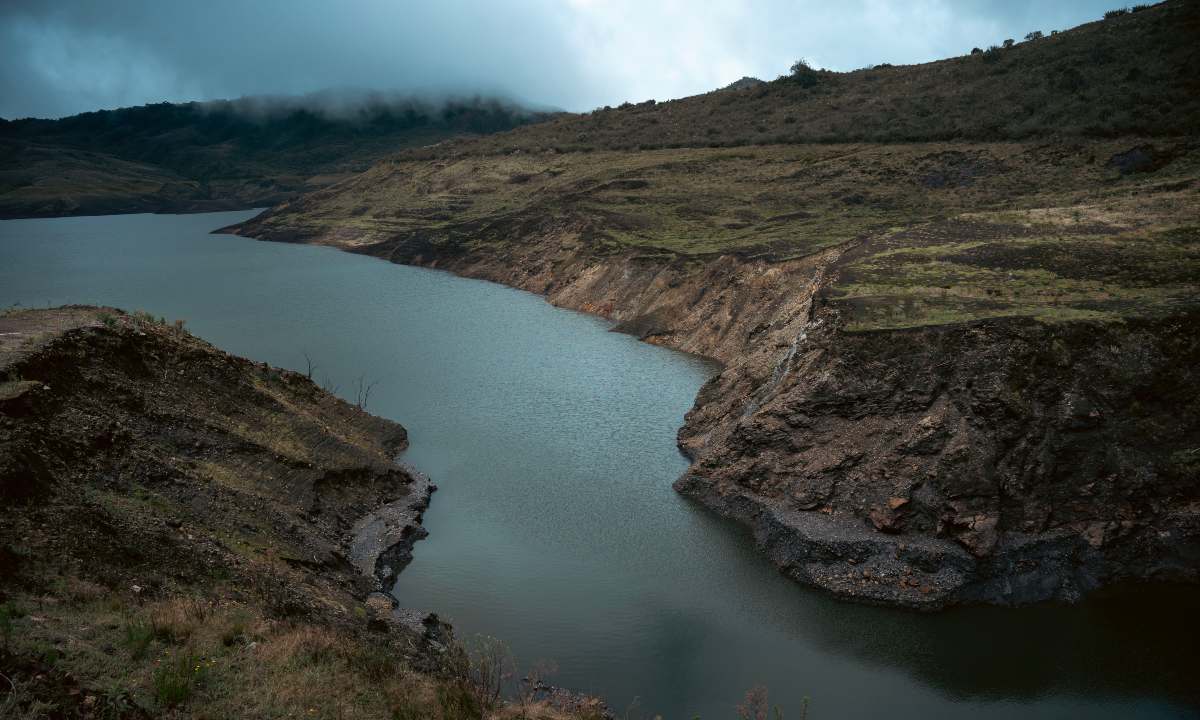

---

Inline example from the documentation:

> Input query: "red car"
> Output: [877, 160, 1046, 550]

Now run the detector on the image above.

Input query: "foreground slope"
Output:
[232, 1, 1200, 609]
[0, 307, 603, 718]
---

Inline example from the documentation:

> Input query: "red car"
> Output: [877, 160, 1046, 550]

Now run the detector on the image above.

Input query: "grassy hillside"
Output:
[0, 140, 208, 217]
[245, 134, 1199, 332]
[0, 94, 552, 218]
[405, 0, 1198, 157]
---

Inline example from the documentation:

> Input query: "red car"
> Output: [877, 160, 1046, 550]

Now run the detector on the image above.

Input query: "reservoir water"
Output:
[1, 210, 1196, 719]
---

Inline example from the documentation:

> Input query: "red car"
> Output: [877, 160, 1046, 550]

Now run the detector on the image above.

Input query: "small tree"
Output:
[1025, 30, 1044, 41]
[970, 47, 983, 54]
[463, 635, 513, 715]
[1002, 38, 1015, 48]
[788, 59, 822, 88]
[353, 375, 378, 411]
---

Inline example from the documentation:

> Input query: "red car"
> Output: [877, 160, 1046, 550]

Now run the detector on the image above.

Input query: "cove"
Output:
[1, 210, 1196, 719]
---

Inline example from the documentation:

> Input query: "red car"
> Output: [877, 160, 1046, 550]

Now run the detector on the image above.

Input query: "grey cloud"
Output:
[1, 0, 1125, 120]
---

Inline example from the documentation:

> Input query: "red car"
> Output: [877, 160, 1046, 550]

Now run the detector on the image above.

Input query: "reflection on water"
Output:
[1, 211, 1196, 719]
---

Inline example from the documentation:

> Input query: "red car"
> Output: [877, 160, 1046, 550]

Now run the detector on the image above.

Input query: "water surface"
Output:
[1, 211, 1196, 719]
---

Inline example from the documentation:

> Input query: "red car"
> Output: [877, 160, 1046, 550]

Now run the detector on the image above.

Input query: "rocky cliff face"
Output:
[678, 307, 1200, 608]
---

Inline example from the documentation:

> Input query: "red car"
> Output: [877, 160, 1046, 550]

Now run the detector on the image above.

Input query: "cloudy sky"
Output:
[1, 0, 1121, 119]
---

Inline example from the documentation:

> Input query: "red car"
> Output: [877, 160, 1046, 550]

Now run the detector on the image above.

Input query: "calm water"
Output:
[1, 210, 1196, 719]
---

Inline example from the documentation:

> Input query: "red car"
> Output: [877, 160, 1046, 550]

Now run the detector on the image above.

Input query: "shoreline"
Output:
[223, 202, 1200, 611]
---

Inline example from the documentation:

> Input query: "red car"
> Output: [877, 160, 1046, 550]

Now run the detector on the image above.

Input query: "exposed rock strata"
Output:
[679, 310, 1200, 608]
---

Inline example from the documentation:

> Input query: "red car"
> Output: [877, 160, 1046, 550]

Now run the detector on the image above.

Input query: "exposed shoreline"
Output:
[224, 204, 1200, 610]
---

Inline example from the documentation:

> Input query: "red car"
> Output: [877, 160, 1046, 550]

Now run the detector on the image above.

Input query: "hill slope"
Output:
[231, 1, 1200, 609]
[403, 0, 1198, 156]
[0, 94, 552, 218]
[0, 306, 604, 718]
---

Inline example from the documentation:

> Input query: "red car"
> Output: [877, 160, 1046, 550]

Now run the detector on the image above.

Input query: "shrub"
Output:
[1104, 8, 1129, 18]
[462, 635, 512, 715]
[971, 47, 983, 54]
[1002, 38, 1015, 48]
[788, 59, 822, 88]
[1025, 30, 1044, 41]
[98, 312, 118, 329]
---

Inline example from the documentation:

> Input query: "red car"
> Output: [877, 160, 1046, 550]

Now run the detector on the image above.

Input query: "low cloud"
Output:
[1, 0, 1121, 120]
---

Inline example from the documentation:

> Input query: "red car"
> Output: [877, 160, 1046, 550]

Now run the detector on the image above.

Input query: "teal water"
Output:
[1, 210, 1196, 719]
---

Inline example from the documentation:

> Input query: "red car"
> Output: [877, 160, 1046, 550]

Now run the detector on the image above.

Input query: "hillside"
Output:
[0, 307, 605, 718]
[230, 0, 1200, 609]
[401, 0, 1198, 156]
[0, 94, 552, 218]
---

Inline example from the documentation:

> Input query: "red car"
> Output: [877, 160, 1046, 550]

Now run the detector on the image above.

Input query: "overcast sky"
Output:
[1, 0, 1122, 119]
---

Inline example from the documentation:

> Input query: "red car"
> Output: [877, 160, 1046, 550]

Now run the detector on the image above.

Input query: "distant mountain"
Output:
[0, 92, 554, 218]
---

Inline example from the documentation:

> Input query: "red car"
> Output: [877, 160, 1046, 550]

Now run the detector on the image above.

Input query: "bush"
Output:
[1025, 30, 1044, 41]
[1003, 38, 1015, 49]
[788, 59, 822, 88]
[1104, 8, 1129, 19]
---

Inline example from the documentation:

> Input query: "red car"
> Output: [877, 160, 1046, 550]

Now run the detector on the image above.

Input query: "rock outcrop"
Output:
[677, 308, 1200, 608]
